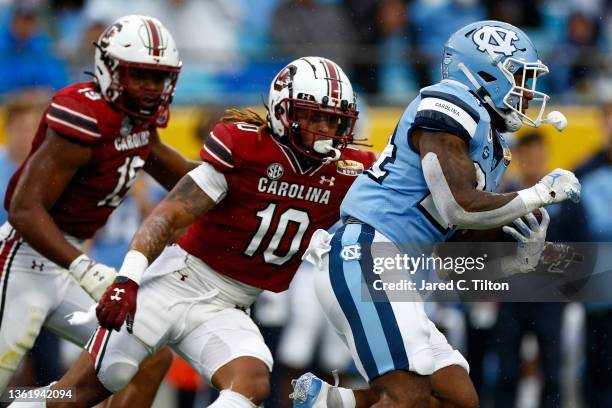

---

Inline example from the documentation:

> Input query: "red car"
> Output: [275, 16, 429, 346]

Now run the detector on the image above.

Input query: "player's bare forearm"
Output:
[129, 174, 215, 262]
[8, 130, 92, 268]
[144, 132, 199, 190]
[416, 128, 517, 211]
[9, 205, 82, 268]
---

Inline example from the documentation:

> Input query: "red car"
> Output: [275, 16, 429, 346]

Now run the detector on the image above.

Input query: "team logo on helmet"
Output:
[472, 26, 518, 57]
[273, 67, 293, 91]
[267, 163, 284, 180]
[99, 22, 123, 49]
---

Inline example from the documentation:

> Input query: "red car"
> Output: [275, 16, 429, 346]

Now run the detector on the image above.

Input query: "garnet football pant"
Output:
[0, 222, 97, 392]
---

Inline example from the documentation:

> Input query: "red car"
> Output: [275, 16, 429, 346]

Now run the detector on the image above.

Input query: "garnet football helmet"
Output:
[268, 57, 358, 162]
[94, 15, 182, 124]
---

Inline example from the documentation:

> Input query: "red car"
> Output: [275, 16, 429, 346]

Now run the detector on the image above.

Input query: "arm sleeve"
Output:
[199, 123, 236, 172]
[187, 162, 229, 203]
[422, 152, 533, 230]
[45, 95, 101, 144]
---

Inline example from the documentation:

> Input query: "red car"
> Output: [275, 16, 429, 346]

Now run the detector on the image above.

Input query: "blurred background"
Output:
[0, 0, 611, 407]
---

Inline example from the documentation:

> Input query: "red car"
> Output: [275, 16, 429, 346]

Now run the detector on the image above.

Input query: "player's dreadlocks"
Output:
[221, 108, 268, 138]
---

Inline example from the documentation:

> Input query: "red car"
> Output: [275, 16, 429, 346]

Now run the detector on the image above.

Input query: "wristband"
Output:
[517, 184, 550, 212]
[117, 250, 149, 285]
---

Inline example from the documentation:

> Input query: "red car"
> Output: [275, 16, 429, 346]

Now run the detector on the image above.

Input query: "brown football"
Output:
[448, 208, 543, 242]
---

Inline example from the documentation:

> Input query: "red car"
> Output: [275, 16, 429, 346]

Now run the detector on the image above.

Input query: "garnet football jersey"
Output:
[177, 121, 376, 292]
[4, 82, 160, 239]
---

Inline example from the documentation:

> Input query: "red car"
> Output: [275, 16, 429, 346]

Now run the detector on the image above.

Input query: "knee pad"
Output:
[97, 359, 139, 393]
[209, 390, 257, 408]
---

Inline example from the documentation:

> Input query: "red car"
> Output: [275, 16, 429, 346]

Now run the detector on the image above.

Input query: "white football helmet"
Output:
[268, 57, 358, 162]
[94, 15, 182, 123]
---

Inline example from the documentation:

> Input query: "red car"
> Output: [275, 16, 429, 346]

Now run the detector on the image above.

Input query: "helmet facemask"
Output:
[276, 95, 358, 163]
[499, 58, 550, 129]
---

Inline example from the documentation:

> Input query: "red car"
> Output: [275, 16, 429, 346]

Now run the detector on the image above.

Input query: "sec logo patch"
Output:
[267, 163, 284, 180]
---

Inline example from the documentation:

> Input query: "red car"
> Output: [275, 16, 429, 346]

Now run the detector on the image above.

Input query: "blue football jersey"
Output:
[341, 79, 510, 244]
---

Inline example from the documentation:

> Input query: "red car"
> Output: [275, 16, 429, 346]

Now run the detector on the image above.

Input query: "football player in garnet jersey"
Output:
[42, 57, 376, 408]
[1, 15, 197, 405]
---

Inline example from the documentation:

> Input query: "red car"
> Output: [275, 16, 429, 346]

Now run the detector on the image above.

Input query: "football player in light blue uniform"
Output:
[291, 21, 581, 408]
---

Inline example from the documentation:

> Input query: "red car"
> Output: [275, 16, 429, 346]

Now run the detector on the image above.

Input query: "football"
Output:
[448, 208, 544, 242]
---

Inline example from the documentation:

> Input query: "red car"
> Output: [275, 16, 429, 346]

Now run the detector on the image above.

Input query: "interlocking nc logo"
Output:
[110, 288, 125, 301]
[473, 26, 518, 57]
[319, 175, 335, 186]
[340, 244, 362, 261]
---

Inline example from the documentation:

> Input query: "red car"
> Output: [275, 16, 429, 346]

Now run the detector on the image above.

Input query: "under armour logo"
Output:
[31, 260, 44, 271]
[179, 272, 188, 282]
[340, 244, 362, 261]
[473, 26, 518, 57]
[319, 175, 335, 186]
[110, 288, 125, 301]
[92, 270, 106, 282]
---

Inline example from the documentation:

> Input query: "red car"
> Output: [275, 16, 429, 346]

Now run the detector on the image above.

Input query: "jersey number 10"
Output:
[244, 203, 310, 266]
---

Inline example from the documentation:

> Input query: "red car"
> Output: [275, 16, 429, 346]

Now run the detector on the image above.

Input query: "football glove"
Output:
[533, 168, 581, 205]
[68, 254, 117, 301]
[502, 208, 550, 274]
[96, 276, 139, 332]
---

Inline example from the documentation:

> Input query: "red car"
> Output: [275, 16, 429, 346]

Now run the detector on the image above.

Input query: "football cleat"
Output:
[290, 372, 330, 408]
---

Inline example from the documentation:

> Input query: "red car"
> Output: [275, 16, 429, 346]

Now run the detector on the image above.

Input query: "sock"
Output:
[327, 386, 356, 408]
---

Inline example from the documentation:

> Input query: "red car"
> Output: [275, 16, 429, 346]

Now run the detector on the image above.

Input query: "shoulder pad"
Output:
[413, 81, 486, 141]
[46, 83, 104, 144]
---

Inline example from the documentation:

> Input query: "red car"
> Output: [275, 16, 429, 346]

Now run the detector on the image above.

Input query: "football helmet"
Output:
[442, 21, 551, 132]
[268, 57, 358, 162]
[94, 15, 182, 123]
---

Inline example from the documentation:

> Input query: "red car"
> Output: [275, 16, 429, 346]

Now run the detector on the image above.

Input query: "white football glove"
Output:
[533, 168, 581, 205]
[69, 254, 117, 301]
[502, 208, 550, 274]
